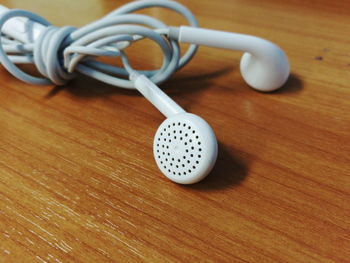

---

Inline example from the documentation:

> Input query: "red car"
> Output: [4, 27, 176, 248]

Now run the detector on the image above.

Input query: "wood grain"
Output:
[0, 0, 349, 262]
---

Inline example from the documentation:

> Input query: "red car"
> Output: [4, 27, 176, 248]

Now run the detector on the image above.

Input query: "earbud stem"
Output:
[176, 26, 272, 55]
[133, 75, 186, 118]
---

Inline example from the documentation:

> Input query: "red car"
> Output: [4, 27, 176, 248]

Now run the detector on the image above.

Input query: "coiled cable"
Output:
[0, 0, 199, 88]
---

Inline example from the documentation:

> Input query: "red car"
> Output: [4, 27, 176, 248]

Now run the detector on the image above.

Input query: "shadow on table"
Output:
[186, 142, 250, 191]
[272, 73, 303, 95]
[45, 67, 234, 99]
[46, 69, 303, 100]
[185, 74, 303, 191]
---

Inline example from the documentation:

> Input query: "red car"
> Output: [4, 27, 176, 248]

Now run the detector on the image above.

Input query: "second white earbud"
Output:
[171, 26, 290, 92]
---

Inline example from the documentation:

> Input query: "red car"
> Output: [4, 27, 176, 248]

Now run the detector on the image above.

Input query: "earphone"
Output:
[133, 74, 218, 184]
[0, 0, 290, 184]
[172, 26, 290, 92]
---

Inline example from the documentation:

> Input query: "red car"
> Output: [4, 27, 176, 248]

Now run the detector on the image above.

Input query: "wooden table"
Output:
[0, 0, 349, 262]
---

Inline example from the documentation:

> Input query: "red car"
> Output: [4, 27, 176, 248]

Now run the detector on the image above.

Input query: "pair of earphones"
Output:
[0, 0, 290, 184]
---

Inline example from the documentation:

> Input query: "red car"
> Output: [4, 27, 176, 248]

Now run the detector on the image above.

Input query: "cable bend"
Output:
[0, 0, 199, 88]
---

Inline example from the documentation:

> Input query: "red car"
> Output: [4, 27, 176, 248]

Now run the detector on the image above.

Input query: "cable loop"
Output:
[0, 0, 199, 88]
[33, 26, 77, 85]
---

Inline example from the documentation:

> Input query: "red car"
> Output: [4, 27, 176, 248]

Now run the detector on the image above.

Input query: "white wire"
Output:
[0, 0, 199, 88]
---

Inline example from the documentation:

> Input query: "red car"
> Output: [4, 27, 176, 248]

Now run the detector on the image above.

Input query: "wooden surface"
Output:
[0, 0, 349, 262]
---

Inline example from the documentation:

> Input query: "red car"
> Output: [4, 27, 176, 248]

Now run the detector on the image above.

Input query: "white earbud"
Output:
[171, 26, 290, 92]
[133, 75, 218, 184]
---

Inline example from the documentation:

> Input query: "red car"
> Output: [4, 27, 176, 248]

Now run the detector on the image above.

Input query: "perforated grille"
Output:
[154, 121, 203, 177]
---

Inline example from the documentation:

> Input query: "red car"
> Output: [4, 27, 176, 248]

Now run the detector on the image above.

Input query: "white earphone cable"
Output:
[0, 0, 199, 88]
